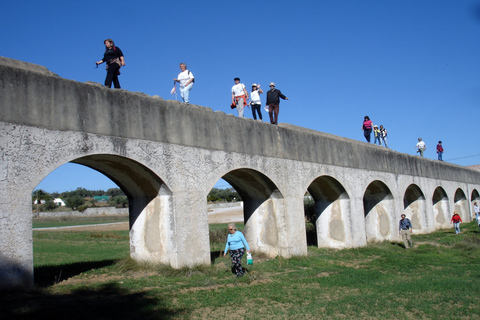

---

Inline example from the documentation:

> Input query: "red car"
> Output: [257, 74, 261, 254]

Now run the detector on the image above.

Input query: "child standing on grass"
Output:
[451, 212, 462, 234]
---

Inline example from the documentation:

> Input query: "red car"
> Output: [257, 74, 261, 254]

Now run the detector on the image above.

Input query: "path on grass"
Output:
[34, 206, 243, 232]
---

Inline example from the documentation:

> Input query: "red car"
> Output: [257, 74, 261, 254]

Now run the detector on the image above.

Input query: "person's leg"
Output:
[104, 64, 116, 88]
[182, 83, 193, 103]
[251, 104, 257, 119]
[401, 230, 409, 248]
[257, 104, 262, 120]
[439, 152, 443, 161]
[382, 137, 388, 148]
[268, 104, 274, 123]
[237, 98, 244, 117]
[273, 103, 279, 124]
[108, 64, 121, 88]
[420, 149, 424, 157]
[364, 129, 372, 142]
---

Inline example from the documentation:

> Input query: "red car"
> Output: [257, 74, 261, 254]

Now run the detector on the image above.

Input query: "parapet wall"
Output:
[0, 56, 478, 183]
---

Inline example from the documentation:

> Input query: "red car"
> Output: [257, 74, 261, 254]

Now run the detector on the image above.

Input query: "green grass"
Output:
[4, 221, 480, 319]
[32, 215, 129, 228]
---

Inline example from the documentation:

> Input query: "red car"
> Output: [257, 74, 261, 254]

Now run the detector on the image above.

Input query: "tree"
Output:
[32, 189, 53, 203]
[106, 188, 125, 197]
[65, 195, 85, 210]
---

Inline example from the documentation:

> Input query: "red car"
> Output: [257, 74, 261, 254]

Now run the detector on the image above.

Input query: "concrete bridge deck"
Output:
[1, 56, 479, 289]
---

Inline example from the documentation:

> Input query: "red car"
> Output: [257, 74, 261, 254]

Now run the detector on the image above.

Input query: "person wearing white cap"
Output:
[266, 82, 289, 125]
[373, 125, 381, 145]
[249, 83, 263, 121]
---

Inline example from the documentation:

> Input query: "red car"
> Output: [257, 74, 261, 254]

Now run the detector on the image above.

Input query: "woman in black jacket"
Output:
[96, 39, 125, 88]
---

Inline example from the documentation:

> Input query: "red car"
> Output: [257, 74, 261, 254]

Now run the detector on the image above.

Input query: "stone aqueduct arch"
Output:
[2, 57, 480, 289]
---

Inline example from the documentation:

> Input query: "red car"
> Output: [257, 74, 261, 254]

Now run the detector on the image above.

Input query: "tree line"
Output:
[33, 187, 241, 212]
[32, 187, 128, 211]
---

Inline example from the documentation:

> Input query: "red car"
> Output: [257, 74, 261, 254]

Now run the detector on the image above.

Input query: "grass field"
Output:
[3, 220, 480, 319]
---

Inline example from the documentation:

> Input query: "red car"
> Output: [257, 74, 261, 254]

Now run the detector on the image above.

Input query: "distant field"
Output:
[6, 219, 480, 319]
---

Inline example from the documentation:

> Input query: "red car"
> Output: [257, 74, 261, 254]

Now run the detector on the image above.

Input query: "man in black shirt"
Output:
[399, 214, 413, 249]
[266, 82, 289, 125]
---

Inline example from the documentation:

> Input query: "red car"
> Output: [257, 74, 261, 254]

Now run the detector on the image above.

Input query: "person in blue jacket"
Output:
[223, 223, 250, 277]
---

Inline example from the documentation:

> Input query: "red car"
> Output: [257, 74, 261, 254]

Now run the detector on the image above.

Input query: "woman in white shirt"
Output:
[249, 83, 263, 121]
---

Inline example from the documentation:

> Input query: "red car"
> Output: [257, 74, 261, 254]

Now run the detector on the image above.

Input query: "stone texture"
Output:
[1, 57, 480, 289]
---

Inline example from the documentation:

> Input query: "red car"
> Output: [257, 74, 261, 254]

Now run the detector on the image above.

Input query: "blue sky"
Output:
[2, 0, 480, 193]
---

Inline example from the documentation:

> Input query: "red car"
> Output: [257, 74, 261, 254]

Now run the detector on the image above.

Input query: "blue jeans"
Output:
[438, 151, 443, 161]
[381, 136, 388, 148]
[374, 135, 381, 145]
[364, 128, 372, 142]
[251, 103, 262, 120]
[180, 83, 194, 103]
[453, 222, 460, 234]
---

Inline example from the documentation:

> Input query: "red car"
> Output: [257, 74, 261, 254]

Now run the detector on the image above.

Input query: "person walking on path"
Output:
[436, 141, 444, 161]
[399, 214, 413, 249]
[266, 82, 289, 125]
[249, 83, 263, 121]
[415, 137, 426, 157]
[223, 223, 250, 277]
[173, 63, 194, 103]
[380, 125, 388, 148]
[96, 39, 125, 88]
[231, 78, 249, 117]
[373, 125, 381, 145]
[450, 212, 462, 234]
[362, 116, 373, 143]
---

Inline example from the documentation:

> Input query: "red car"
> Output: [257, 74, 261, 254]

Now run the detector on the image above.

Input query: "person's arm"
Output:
[120, 56, 125, 66]
[96, 59, 104, 65]
[243, 85, 249, 100]
[278, 90, 288, 100]
[258, 85, 263, 94]
[223, 240, 229, 256]
[232, 91, 235, 104]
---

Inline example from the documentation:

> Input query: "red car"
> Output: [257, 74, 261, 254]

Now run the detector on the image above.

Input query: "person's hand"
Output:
[121, 61, 126, 66]
[223, 253, 227, 257]
[247, 250, 250, 253]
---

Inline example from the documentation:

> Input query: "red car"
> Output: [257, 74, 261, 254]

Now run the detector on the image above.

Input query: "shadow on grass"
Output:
[2, 282, 184, 319]
[210, 250, 223, 263]
[34, 260, 118, 287]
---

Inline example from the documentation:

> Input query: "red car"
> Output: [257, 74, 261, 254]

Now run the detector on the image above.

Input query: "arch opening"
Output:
[454, 188, 469, 221]
[363, 181, 394, 242]
[403, 184, 428, 233]
[306, 176, 350, 248]
[432, 187, 449, 229]
[217, 168, 286, 258]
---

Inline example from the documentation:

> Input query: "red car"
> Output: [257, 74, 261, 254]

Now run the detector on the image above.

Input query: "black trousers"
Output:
[105, 63, 121, 88]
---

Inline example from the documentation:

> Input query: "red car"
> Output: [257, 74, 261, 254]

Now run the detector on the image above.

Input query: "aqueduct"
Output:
[1, 57, 479, 289]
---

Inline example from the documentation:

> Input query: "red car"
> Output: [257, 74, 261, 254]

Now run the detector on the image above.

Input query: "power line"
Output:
[445, 154, 480, 161]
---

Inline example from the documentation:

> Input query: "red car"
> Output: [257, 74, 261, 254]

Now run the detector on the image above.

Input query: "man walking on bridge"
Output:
[266, 82, 289, 125]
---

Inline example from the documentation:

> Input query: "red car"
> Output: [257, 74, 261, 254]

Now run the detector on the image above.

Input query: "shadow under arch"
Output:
[71, 154, 174, 265]
[454, 188, 469, 221]
[403, 184, 428, 232]
[471, 189, 480, 217]
[363, 180, 394, 242]
[432, 186, 450, 229]
[307, 176, 350, 248]
[221, 168, 286, 257]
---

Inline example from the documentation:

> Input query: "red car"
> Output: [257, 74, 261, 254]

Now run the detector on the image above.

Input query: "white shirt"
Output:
[232, 83, 246, 96]
[416, 141, 426, 150]
[250, 90, 261, 104]
[177, 70, 194, 87]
